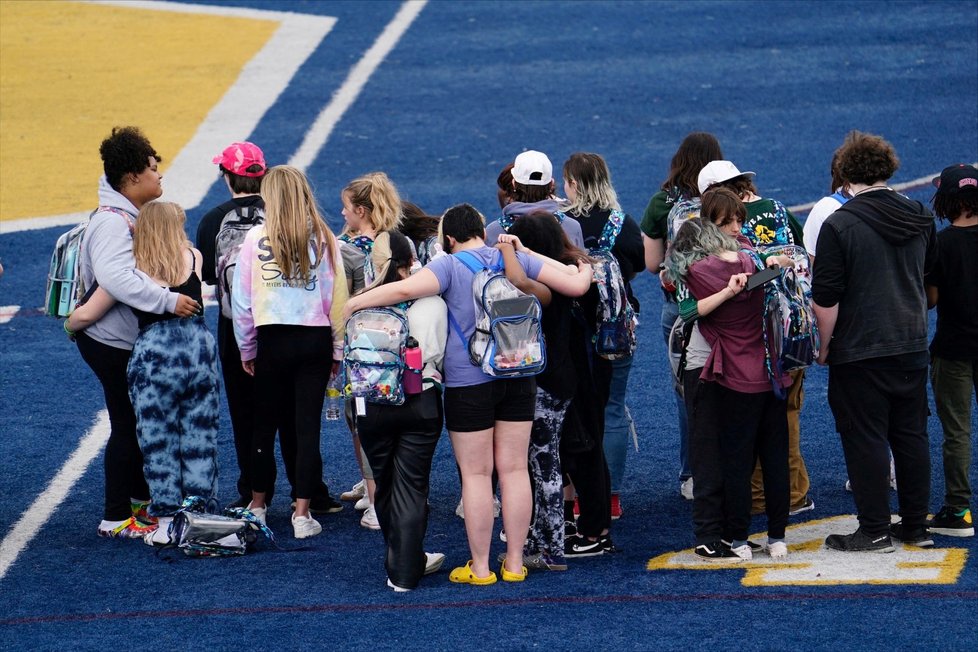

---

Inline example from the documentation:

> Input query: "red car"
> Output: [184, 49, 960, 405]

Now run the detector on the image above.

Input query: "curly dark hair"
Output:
[835, 130, 900, 186]
[220, 164, 263, 194]
[932, 193, 978, 222]
[99, 126, 161, 191]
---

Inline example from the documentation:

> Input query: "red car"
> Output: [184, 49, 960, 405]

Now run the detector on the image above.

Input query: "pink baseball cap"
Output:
[212, 142, 266, 177]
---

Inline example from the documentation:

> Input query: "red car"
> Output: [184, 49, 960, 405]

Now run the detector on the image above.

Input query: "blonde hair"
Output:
[261, 165, 338, 281]
[562, 152, 620, 217]
[132, 201, 191, 286]
[343, 172, 402, 233]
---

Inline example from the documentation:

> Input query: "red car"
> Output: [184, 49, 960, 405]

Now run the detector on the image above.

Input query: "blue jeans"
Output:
[603, 355, 634, 493]
[661, 300, 691, 480]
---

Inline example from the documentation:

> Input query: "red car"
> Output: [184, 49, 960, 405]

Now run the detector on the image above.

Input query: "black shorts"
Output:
[443, 377, 536, 432]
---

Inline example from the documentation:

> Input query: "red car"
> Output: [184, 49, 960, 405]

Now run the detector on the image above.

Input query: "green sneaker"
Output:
[928, 506, 974, 537]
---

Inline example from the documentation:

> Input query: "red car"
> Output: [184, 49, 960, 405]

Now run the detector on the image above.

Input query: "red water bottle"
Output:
[403, 336, 423, 395]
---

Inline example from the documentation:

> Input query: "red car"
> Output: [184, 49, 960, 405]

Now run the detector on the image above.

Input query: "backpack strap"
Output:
[94, 206, 136, 234]
[595, 209, 625, 252]
[454, 249, 502, 274]
[830, 191, 849, 205]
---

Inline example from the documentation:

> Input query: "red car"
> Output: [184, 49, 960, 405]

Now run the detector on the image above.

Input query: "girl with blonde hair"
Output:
[337, 171, 403, 529]
[232, 165, 348, 539]
[67, 201, 219, 544]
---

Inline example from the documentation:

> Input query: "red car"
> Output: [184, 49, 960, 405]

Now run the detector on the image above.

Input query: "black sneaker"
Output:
[564, 519, 578, 540]
[694, 540, 739, 561]
[928, 506, 974, 537]
[825, 528, 895, 553]
[565, 534, 605, 557]
[600, 535, 620, 554]
[889, 522, 934, 548]
[789, 495, 815, 516]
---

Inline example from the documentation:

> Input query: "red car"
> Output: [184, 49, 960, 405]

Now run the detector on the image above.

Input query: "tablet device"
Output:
[746, 266, 781, 291]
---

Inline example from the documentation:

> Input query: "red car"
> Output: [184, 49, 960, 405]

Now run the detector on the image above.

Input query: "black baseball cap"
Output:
[932, 163, 978, 197]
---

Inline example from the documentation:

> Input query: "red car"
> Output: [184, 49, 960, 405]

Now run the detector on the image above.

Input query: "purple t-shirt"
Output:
[426, 245, 543, 387]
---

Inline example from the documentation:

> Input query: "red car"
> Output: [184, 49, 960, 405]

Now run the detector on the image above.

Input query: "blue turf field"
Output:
[1, 1, 977, 650]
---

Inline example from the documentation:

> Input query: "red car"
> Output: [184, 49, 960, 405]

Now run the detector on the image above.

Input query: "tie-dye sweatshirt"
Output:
[232, 224, 348, 362]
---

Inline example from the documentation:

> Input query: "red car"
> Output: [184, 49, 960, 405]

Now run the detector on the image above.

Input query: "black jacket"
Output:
[812, 189, 937, 366]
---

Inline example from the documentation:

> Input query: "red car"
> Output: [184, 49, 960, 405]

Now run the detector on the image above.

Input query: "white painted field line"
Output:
[1, 0, 335, 234]
[787, 163, 978, 215]
[0, 411, 110, 580]
[290, 0, 428, 171]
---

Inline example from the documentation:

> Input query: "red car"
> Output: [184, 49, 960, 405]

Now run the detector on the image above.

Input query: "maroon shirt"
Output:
[685, 252, 790, 394]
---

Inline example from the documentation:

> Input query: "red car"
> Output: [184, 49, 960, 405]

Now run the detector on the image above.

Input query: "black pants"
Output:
[76, 333, 150, 521]
[562, 356, 613, 538]
[828, 363, 930, 535]
[252, 325, 331, 498]
[688, 372, 789, 543]
[358, 387, 443, 589]
[219, 317, 332, 504]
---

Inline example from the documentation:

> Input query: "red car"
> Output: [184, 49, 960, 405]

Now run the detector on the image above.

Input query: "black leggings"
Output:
[76, 333, 150, 521]
[252, 325, 332, 499]
[358, 387, 444, 589]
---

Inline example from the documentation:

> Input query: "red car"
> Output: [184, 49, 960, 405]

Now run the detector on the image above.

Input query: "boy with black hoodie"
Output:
[811, 130, 938, 553]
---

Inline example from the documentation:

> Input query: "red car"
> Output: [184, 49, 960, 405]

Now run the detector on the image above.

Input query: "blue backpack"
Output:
[448, 250, 546, 378]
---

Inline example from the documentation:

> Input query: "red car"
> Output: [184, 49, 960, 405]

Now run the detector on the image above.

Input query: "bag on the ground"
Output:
[343, 305, 410, 405]
[760, 245, 819, 394]
[168, 496, 273, 557]
[44, 206, 134, 318]
[577, 209, 637, 360]
[449, 250, 545, 378]
[214, 205, 264, 319]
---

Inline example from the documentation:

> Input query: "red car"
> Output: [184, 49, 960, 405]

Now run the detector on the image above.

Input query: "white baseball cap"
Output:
[512, 150, 553, 186]
[697, 160, 756, 194]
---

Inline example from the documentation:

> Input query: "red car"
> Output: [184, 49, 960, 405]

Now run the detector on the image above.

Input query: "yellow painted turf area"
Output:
[0, 0, 278, 221]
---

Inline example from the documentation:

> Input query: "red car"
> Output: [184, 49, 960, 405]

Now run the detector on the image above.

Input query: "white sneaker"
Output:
[360, 505, 381, 530]
[845, 479, 852, 492]
[143, 517, 173, 547]
[768, 541, 788, 559]
[387, 578, 411, 592]
[424, 552, 445, 575]
[680, 477, 694, 500]
[247, 504, 267, 525]
[728, 542, 752, 561]
[493, 496, 501, 518]
[455, 498, 465, 519]
[355, 495, 371, 511]
[341, 479, 366, 501]
[292, 513, 322, 539]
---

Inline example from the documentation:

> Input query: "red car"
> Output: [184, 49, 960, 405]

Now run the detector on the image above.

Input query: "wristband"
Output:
[64, 318, 76, 339]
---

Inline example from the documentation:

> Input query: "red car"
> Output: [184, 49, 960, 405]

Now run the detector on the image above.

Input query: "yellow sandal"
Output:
[449, 560, 497, 585]
[500, 561, 528, 582]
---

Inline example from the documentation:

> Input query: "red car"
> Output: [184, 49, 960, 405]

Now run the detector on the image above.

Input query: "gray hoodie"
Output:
[79, 176, 179, 349]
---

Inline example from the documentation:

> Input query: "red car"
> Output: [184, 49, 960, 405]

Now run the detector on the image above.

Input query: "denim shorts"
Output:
[443, 377, 536, 432]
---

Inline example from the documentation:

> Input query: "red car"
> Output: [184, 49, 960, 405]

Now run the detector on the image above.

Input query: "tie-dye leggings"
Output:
[127, 317, 220, 516]
[526, 387, 571, 558]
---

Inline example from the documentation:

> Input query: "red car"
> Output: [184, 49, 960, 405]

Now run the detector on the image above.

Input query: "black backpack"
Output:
[214, 205, 264, 319]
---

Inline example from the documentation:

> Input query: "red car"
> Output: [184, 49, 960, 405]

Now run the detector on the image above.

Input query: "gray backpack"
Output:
[214, 205, 263, 318]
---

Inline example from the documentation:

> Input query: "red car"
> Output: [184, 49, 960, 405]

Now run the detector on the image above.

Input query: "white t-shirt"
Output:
[803, 195, 844, 255]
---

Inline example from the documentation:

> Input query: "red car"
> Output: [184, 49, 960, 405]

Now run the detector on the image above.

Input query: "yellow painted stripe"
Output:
[0, 0, 277, 221]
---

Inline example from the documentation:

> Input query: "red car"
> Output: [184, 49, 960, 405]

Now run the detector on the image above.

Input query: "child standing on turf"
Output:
[232, 165, 348, 539]
[926, 164, 978, 538]
[68, 201, 219, 544]
[337, 171, 403, 530]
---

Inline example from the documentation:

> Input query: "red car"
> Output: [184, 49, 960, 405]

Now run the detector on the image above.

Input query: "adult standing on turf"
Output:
[641, 132, 723, 500]
[560, 152, 643, 523]
[698, 160, 815, 517]
[925, 164, 978, 539]
[196, 142, 341, 514]
[812, 130, 937, 552]
[78, 126, 199, 539]
[485, 150, 585, 250]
